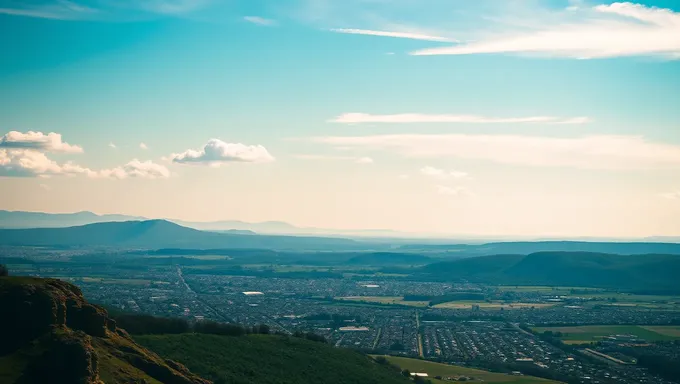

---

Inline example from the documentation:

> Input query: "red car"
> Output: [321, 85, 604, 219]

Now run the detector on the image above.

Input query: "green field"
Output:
[335, 296, 430, 307]
[532, 325, 680, 344]
[378, 356, 560, 384]
[434, 301, 555, 310]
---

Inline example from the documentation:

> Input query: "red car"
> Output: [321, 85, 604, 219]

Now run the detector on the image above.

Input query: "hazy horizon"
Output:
[2, 0, 680, 238]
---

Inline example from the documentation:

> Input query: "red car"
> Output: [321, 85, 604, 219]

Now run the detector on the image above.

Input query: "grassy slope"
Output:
[137, 333, 412, 384]
[382, 356, 560, 384]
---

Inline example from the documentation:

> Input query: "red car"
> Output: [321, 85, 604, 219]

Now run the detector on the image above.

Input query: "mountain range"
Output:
[0, 210, 411, 237]
[0, 219, 363, 250]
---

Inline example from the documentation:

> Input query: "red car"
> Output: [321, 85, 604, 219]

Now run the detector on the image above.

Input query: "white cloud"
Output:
[330, 113, 590, 125]
[97, 159, 170, 179]
[421, 166, 468, 180]
[244, 16, 277, 26]
[436, 185, 473, 197]
[661, 191, 680, 200]
[311, 134, 680, 170]
[411, 2, 680, 59]
[109, 142, 117, 149]
[355, 157, 374, 164]
[0, 131, 83, 153]
[0, 149, 94, 178]
[139, 142, 149, 150]
[330, 28, 455, 42]
[171, 139, 275, 165]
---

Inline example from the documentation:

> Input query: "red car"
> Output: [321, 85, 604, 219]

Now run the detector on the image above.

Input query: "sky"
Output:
[1, 0, 680, 238]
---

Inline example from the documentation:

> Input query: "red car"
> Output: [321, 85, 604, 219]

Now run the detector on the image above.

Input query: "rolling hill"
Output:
[0, 220, 362, 250]
[422, 252, 680, 291]
[0, 276, 414, 384]
[136, 334, 411, 384]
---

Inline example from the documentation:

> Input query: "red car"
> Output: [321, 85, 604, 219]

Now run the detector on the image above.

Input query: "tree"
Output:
[0, 264, 7, 277]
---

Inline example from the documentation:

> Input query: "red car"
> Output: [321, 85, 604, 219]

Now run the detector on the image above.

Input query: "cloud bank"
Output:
[0, 131, 83, 153]
[312, 134, 680, 170]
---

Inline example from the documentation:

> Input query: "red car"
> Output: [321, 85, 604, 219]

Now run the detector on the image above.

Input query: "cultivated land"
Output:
[378, 356, 560, 384]
[335, 296, 430, 307]
[532, 325, 680, 344]
[434, 301, 556, 310]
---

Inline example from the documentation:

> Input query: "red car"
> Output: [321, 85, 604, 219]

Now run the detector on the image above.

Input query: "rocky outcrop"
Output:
[0, 278, 114, 354]
[0, 276, 211, 384]
[18, 328, 101, 384]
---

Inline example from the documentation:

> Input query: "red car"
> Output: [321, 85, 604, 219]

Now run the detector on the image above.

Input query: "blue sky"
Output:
[1, 0, 679, 237]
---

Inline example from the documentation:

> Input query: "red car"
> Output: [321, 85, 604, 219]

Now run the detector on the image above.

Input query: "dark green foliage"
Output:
[292, 331, 326, 343]
[0, 264, 7, 277]
[110, 312, 274, 338]
[113, 314, 190, 335]
[136, 333, 412, 384]
[347, 252, 431, 265]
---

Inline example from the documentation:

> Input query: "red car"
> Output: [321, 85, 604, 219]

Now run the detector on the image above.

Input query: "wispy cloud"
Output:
[311, 134, 680, 170]
[330, 113, 590, 125]
[355, 157, 374, 164]
[171, 139, 275, 165]
[139, 143, 149, 150]
[661, 191, 680, 200]
[421, 166, 468, 180]
[0, 0, 97, 20]
[294, 154, 373, 164]
[436, 185, 473, 197]
[412, 2, 680, 59]
[109, 142, 117, 149]
[0, 0, 213, 20]
[96, 159, 170, 179]
[244, 16, 277, 26]
[330, 29, 455, 42]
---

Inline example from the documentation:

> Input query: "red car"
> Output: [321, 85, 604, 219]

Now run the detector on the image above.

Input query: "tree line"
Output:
[111, 312, 327, 343]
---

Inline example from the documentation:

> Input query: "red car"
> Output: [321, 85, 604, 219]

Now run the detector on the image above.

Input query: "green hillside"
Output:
[136, 333, 412, 384]
[422, 252, 680, 291]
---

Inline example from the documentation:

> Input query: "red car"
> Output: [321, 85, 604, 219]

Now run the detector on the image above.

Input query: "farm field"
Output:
[532, 325, 680, 344]
[335, 296, 430, 307]
[377, 356, 560, 384]
[434, 301, 556, 310]
[497, 286, 603, 294]
[640, 326, 680, 338]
